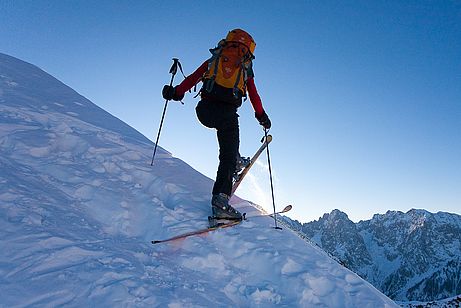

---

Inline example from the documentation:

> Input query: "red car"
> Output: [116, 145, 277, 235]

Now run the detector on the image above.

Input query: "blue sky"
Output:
[1, 0, 460, 222]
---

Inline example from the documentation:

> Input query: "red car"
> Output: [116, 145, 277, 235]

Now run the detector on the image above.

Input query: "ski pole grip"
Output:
[169, 58, 179, 75]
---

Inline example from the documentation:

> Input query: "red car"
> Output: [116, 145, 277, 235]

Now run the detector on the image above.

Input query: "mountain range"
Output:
[283, 208, 461, 303]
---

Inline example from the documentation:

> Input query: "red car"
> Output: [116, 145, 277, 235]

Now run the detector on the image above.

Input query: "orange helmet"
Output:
[225, 29, 256, 54]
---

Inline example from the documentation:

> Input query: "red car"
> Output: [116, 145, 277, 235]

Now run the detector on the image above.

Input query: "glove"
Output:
[162, 85, 184, 101]
[256, 111, 271, 129]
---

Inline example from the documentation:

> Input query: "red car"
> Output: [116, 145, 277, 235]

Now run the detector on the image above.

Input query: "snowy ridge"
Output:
[0, 53, 396, 307]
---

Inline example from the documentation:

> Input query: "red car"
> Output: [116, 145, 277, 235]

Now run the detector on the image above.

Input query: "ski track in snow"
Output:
[0, 53, 397, 307]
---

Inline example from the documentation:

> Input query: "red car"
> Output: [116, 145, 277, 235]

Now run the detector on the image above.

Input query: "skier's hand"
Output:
[162, 85, 184, 101]
[256, 111, 271, 129]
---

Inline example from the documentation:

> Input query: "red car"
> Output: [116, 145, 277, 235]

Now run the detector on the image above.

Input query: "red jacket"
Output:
[175, 61, 265, 117]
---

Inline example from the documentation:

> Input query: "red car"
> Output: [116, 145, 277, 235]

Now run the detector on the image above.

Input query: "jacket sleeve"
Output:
[246, 77, 264, 117]
[175, 61, 208, 96]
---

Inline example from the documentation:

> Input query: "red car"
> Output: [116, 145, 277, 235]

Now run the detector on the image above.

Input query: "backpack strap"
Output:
[204, 40, 225, 93]
[240, 57, 254, 100]
[232, 49, 255, 98]
[232, 62, 244, 98]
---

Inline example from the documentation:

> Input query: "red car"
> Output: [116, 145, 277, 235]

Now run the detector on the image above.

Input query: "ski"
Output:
[152, 205, 292, 245]
[152, 218, 243, 245]
[231, 134, 272, 196]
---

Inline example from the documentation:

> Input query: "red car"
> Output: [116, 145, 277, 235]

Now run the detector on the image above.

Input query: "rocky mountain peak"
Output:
[285, 208, 461, 302]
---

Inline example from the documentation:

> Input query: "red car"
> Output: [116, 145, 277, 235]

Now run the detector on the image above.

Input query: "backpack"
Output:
[202, 29, 256, 105]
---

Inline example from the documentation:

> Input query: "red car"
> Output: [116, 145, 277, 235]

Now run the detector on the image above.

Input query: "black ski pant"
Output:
[195, 99, 239, 197]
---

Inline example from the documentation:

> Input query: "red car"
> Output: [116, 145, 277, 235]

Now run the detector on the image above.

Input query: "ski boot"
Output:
[211, 193, 243, 220]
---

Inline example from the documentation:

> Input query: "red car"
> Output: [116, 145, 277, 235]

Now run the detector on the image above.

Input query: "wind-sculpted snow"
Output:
[0, 53, 396, 307]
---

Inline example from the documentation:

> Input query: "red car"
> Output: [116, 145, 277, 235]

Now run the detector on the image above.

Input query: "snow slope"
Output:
[0, 53, 397, 307]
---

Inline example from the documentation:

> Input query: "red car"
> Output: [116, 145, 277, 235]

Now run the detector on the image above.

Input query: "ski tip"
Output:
[152, 240, 161, 244]
[283, 205, 293, 213]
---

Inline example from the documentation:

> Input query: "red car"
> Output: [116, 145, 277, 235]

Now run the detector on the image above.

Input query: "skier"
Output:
[162, 29, 271, 220]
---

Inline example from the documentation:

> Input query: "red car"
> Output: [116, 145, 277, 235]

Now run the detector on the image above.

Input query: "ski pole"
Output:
[264, 128, 282, 230]
[151, 58, 181, 166]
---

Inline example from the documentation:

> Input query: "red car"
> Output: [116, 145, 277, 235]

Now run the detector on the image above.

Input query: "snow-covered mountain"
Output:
[285, 209, 461, 303]
[0, 53, 397, 307]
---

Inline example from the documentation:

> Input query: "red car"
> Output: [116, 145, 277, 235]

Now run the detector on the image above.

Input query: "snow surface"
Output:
[0, 53, 397, 307]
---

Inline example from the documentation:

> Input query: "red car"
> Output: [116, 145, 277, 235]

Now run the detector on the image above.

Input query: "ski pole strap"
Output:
[177, 60, 186, 79]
